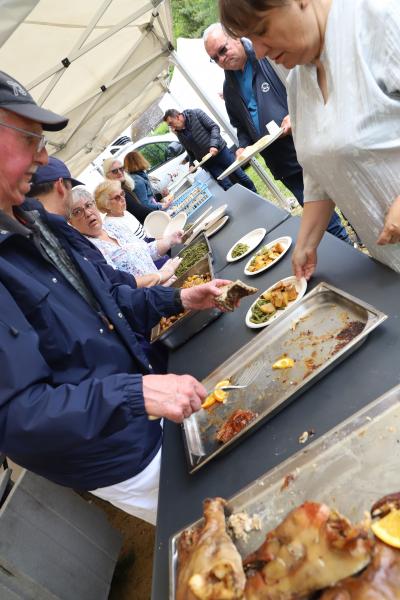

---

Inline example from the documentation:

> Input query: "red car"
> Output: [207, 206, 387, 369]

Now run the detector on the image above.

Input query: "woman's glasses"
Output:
[70, 200, 96, 219]
[110, 191, 126, 202]
[109, 167, 125, 175]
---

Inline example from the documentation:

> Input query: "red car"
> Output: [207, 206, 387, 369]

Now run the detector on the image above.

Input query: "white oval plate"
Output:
[205, 215, 229, 237]
[245, 276, 307, 329]
[192, 204, 228, 237]
[144, 211, 171, 238]
[163, 211, 187, 237]
[244, 236, 292, 276]
[226, 227, 267, 262]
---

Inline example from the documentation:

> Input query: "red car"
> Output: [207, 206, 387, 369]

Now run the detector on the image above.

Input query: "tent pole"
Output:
[168, 50, 291, 211]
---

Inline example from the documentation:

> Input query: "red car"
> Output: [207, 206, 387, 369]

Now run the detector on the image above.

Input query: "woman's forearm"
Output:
[135, 273, 161, 288]
[156, 239, 171, 255]
[297, 200, 335, 250]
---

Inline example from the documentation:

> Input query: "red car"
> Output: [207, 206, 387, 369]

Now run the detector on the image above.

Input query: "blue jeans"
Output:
[281, 171, 350, 243]
[206, 146, 257, 192]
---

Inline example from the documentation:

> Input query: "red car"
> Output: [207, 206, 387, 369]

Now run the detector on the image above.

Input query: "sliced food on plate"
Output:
[246, 276, 307, 328]
[226, 227, 266, 262]
[244, 236, 292, 275]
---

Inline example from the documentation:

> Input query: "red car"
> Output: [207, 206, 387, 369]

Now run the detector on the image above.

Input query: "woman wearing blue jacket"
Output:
[124, 150, 172, 211]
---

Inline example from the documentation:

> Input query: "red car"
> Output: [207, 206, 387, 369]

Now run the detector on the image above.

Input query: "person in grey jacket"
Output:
[163, 107, 257, 192]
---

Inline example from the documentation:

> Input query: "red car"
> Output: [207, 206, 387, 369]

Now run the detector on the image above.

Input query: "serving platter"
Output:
[244, 236, 292, 276]
[217, 128, 284, 180]
[170, 383, 400, 598]
[181, 282, 387, 473]
[226, 227, 266, 262]
[245, 276, 307, 329]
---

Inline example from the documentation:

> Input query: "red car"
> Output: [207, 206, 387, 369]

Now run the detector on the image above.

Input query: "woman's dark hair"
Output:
[219, 0, 288, 38]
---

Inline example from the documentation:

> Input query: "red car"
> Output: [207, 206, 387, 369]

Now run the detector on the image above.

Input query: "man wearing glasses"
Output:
[163, 107, 257, 192]
[203, 23, 349, 241]
[0, 71, 237, 523]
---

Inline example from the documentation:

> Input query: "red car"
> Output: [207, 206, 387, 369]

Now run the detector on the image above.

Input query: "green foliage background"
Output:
[171, 0, 219, 40]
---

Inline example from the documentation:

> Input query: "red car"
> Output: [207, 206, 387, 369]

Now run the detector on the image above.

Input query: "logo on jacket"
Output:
[261, 82, 270, 93]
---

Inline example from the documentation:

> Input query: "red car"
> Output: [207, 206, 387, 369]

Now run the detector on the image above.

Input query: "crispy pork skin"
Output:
[176, 497, 246, 599]
[320, 541, 400, 599]
[243, 502, 372, 599]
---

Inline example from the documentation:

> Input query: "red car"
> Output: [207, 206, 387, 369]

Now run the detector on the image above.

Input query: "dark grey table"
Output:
[152, 216, 400, 599]
[180, 181, 289, 272]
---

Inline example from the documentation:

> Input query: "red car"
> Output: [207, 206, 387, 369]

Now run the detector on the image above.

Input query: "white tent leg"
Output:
[169, 50, 290, 211]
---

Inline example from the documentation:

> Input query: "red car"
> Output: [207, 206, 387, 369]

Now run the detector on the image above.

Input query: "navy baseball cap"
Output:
[32, 157, 83, 187]
[0, 71, 68, 131]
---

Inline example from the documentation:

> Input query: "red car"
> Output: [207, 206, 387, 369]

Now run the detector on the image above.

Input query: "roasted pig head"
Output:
[243, 501, 372, 600]
[176, 497, 246, 600]
[319, 541, 400, 599]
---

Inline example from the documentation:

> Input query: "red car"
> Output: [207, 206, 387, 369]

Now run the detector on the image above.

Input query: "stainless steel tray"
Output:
[170, 383, 400, 598]
[151, 254, 221, 349]
[182, 282, 387, 473]
[175, 232, 212, 276]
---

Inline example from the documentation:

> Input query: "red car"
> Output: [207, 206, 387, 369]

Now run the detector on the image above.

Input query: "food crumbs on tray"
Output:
[365, 416, 373, 422]
[227, 511, 262, 542]
[290, 318, 300, 331]
[272, 355, 295, 369]
[388, 426, 397, 433]
[298, 429, 315, 444]
[281, 472, 296, 492]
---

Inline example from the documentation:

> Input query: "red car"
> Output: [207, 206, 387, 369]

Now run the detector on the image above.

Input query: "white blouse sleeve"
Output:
[303, 172, 332, 203]
[367, 0, 400, 95]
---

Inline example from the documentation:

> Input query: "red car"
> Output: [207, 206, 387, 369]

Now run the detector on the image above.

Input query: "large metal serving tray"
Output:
[175, 232, 212, 275]
[170, 383, 400, 598]
[150, 254, 221, 350]
[183, 282, 387, 473]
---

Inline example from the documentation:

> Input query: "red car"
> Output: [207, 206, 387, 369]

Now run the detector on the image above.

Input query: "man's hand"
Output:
[209, 146, 219, 156]
[280, 115, 292, 136]
[377, 196, 400, 245]
[143, 374, 206, 422]
[292, 244, 317, 280]
[236, 147, 245, 159]
[180, 278, 232, 311]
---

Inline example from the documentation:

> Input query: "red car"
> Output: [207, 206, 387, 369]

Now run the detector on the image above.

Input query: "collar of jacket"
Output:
[0, 206, 34, 243]
[241, 37, 257, 67]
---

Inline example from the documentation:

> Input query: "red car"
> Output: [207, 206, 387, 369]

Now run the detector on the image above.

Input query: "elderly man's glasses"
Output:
[70, 200, 96, 219]
[109, 167, 125, 175]
[110, 191, 126, 202]
[0, 120, 47, 153]
[209, 40, 229, 63]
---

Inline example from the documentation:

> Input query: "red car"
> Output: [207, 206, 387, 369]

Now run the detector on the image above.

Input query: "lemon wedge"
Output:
[201, 394, 217, 409]
[214, 389, 228, 403]
[272, 357, 295, 370]
[371, 509, 400, 548]
[215, 379, 230, 389]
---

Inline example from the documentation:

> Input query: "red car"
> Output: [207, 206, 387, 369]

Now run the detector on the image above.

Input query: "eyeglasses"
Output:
[209, 40, 229, 63]
[110, 191, 125, 202]
[109, 167, 125, 175]
[70, 200, 96, 219]
[0, 120, 47, 153]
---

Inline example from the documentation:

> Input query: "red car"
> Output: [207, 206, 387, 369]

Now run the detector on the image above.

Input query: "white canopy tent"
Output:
[0, 0, 174, 175]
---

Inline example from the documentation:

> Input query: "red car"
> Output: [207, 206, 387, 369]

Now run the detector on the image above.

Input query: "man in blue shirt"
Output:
[203, 23, 349, 242]
[0, 70, 235, 523]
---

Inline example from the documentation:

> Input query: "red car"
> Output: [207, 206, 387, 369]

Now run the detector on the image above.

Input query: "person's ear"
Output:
[55, 178, 66, 196]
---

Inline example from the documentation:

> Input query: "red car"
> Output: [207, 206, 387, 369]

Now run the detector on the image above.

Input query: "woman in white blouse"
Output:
[69, 188, 181, 287]
[95, 179, 147, 240]
[220, 0, 400, 276]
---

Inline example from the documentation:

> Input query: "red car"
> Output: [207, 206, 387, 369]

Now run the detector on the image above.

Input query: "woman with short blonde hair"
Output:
[102, 157, 151, 224]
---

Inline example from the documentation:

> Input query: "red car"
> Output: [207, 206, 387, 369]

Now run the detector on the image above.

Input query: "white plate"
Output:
[191, 204, 228, 237]
[245, 276, 307, 329]
[205, 215, 229, 237]
[163, 212, 187, 236]
[226, 227, 267, 262]
[244, 236, 292, 276]
[143, 211, 171, 238]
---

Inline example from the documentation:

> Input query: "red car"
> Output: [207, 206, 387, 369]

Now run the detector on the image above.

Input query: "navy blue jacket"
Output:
[223, 39, 301, 180]
[0, 207, 182, 490]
